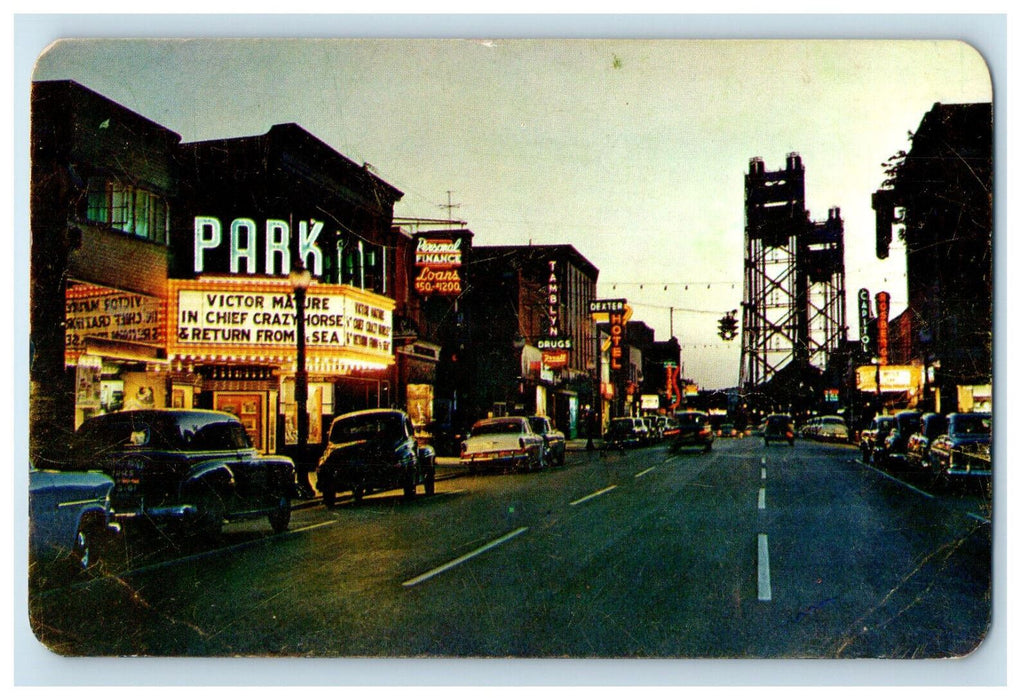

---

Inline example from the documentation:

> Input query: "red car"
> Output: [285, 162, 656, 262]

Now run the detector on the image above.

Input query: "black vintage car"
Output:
[763, 414, 795, 446]
[667, 411, 713, 452]
[316, 409, 436, 507]
[878, 410, 922, 469]
[65, 410, 296, 538]
[905, 412, 947, 475]
[928, 412, 992, 489]
[860, 415, 896, 464]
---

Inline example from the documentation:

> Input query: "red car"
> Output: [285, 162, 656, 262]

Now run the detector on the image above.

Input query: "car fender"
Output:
[180, 459, 236, 501]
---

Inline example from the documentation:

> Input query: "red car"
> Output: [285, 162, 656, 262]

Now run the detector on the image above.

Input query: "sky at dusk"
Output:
[22, 18, 998, 388]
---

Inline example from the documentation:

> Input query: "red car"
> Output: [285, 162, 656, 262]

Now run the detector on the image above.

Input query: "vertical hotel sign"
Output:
[590, 297, 631, 376]
[413, 235, 463, 296]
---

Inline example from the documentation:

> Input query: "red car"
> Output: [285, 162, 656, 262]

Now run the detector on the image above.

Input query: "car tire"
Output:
[424, 468, 436, 496]
[704, 443, 712, 453]
[68, 519, 107, 579]
[322, 490, 336, 508]
[352, 484, 365, 503]
[268, 494, 291, 534]
[403, 474, 416, 500]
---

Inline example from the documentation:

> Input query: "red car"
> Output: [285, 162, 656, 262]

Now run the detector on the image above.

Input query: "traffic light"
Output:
[718, 311, 738, 341]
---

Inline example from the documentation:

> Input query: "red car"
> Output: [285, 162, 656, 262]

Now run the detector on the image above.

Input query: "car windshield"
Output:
[767, 416, 791, 429]
[897, 414, 920, 432]
[330, 413, 403, 443]
[528, 417, 547, 433]
[471, 419, 525, 436]
[822, 416, 845, 425]
[952, 414, 991, 436]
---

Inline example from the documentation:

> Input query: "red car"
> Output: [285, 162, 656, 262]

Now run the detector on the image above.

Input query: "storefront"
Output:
[64, 281, 168, 428]
[166, 276, 395, 453]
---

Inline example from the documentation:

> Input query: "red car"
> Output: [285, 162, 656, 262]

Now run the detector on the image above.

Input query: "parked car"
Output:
[461, 416, 544, 472]
[604, 417, 650, 449]
[906, 412, 947, 474]
[317, 408, 436, 506]
[808, 415, 850, 443]
[860, 415, 896, 464]
[527, 415, 566, 466]
[928, 412, 992, 488]
[878, 410, 921, 468]
[642, 416, 662, 443]
[764, 414, 795, 446]
[667, 411, 713, 452]
[29, 465, 121, 582]
[66, 409, 296, 538]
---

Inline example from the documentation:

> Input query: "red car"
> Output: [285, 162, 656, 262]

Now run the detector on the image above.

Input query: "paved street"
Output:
[29, 436, 991, 659]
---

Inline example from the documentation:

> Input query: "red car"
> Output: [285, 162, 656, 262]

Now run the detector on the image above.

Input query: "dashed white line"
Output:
[635, 467, 656, 479]
[758, 487, 766, 510]
[966, 511, 991, 524]
[757, 533, 772, 601]
[761, 467, 767, 481]
[569, 484, 619, 506]
[402, 527, 529, 587]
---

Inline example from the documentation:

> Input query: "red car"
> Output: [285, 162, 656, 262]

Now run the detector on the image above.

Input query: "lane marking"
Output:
[966, 511, 991, 524]
[757, 533, 772, 601]
[569, 484, 619, 506]
[758, 487, 766, 510]
[402, 526, 529, 587]
[852, 459, 935, 499]
[635, 467, 656, 478]
[761, 467, 767, 481]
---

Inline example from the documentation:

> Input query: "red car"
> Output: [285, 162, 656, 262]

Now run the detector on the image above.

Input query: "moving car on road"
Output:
[461, 416, 544, 472]
[667, 411, 714, 453]
[928, 412, 992, 489]
[66, 410, 296, 538]
[29, 465, 121, 582]
[527, 415, 566, 466]
[317, 409, 436, 506]
[763, 414, 795, 446]
[806, 415, 850, 443]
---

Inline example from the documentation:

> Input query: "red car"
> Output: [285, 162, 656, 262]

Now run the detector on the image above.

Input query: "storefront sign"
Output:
[589, 298, 626, 317]
[167, 278, 394, 367]
[193, 216, 325, 276]
[876, 291, 890, 363]
[65, 282, 164, 361]
[544, 260, 569, 346]
[413, 235, 463, 296]
[858, 288, 872, 354]
[541, 349, 569, 369]
[856, 364, 920, 392]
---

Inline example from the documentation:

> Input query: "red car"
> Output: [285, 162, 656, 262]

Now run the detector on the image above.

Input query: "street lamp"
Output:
[290, 264, 313, 497]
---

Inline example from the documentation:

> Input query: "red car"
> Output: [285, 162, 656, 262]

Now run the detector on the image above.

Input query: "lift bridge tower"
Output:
[740, 154, 847, 390]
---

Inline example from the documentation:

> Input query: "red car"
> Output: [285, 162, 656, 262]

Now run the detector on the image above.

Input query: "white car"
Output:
[460, 416, 545, 473]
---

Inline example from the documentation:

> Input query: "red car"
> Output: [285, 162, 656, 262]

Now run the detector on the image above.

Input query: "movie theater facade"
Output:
[31, 80, 406, 460]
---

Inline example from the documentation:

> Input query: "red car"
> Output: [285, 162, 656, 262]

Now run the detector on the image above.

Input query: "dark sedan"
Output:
[316, 409, 436, 507]
[667, 411, 713, 453]
[860, 415, 896, 464]
[764, 414, 795, 446]
[928, 412, 992, 489]
[527, 415, 566, 466]
[66, 409, 296, 538]
[906, 412, 947, 475]
[878, 410, 921, 469]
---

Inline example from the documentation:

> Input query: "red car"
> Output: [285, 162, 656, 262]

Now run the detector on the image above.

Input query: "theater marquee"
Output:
[167, 277, 395, 371]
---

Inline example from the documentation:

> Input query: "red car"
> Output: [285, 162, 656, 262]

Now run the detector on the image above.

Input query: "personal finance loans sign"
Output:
[413, 235, 463, 296]
[167, 278, 394, 365]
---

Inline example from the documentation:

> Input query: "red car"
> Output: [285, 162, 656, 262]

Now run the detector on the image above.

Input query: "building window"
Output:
[338, 239, 387, 294]
[85, 178, 169, 244]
